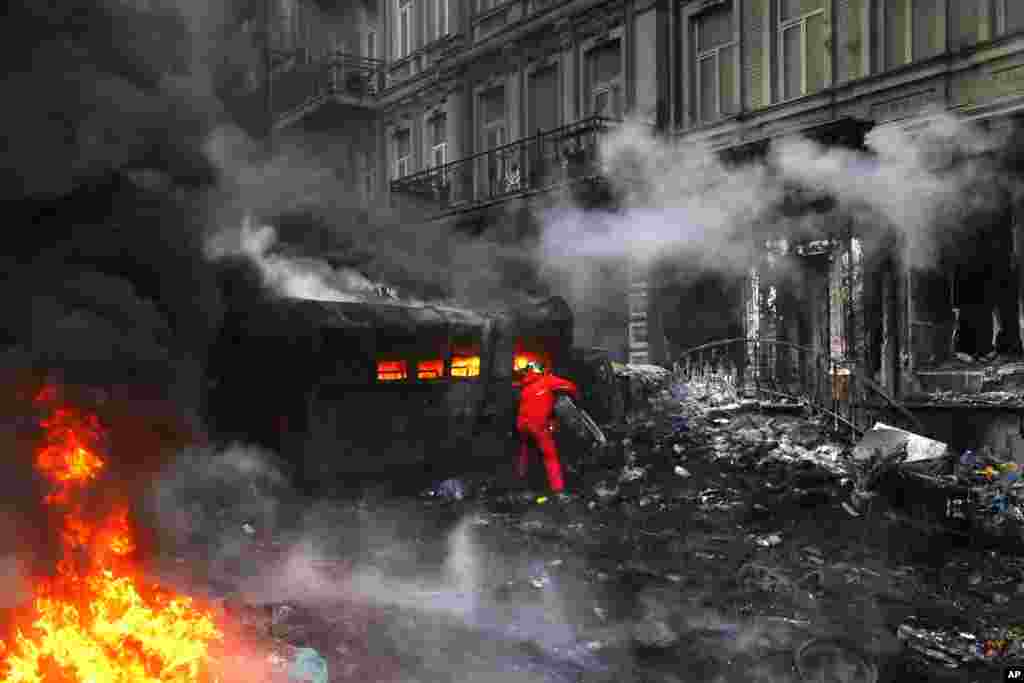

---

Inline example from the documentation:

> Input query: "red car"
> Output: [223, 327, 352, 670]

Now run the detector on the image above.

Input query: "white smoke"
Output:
[205, 216, 398, 302]
[535, 113, 1014, 353]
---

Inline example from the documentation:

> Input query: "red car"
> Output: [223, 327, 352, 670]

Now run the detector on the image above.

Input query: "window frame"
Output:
[429, 114, 448, 168]
[436, 0, 449, 38]
[586, 39, 624, 119]
[777, 2, 827, 102]
[693, 3, 738, 124]
[995, 0, 1024, 36]
[394, 129, 411, 179]
[479, 87, 507, 150]
[526, 61, 561, 136]
[874, 0, 949, 71]
[477, 84, 509, 196]
[397, 0, 412, 58]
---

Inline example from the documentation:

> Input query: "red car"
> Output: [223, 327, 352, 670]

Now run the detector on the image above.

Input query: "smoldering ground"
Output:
[536, 113, 1017, 337]
[147, 445, 622, 681]
[145, 440, 907, 683]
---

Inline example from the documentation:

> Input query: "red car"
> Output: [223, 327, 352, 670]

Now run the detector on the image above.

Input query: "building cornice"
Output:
[377, 0, 623, 107]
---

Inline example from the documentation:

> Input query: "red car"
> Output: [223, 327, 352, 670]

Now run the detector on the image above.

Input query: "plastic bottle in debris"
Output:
[957, 450, 976, 480]
[289, 647, 328, 683]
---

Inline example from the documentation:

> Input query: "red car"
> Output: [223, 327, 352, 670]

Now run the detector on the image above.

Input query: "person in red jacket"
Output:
[516, 361, 578, 493]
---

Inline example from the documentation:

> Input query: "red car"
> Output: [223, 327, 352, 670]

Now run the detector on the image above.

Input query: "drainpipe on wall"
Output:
[264, 0, 274, 150]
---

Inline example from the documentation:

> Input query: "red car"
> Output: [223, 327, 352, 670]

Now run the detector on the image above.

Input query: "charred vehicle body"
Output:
[206, 291, 615, 491]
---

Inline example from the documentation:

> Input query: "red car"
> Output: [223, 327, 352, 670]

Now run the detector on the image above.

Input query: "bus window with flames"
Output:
[377, 359, 408, 381]
[417, 359, 444, 380]
[514, 352, 551, 373]
[451, 355, 480, 378]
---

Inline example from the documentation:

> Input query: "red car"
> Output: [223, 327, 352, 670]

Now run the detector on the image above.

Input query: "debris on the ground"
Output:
[852, 423, 949, 470]
[619, 466, 647, 483]
[753, 533, 783, 548]
[674, 465, 691, 478]
[613, 363, 672, 387]
[794, 639, 877, 683]
[897, 620, 1024, 669]
[555, 393, 608, 447]
[593, 480, 619, 500]
[632, 618, 679, 650]
[436, 478, 467, 501]
[289, 647, 329, 683]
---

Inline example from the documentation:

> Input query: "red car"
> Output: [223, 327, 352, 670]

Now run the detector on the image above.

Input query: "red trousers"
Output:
[516, 419, 564, 492]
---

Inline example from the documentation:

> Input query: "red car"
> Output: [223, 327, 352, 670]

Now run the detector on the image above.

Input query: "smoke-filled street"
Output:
[7, 1, 1024, 682]
[102, 374, 1018, 683]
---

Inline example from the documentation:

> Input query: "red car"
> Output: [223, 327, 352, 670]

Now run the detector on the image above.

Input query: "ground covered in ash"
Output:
[146, 384, 1024, 683]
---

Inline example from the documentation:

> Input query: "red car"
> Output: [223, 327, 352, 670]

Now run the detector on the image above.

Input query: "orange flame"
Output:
[0, 386, 224, 682]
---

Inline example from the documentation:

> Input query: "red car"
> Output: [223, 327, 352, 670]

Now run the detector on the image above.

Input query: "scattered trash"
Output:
[673, 444, 685, 454]
[898, 620, 1024, 669]
[632, 618, 679, 650]
[536, 496, 548, 504]
[852, 423, 949, 471]
[242, 523, 255, 536]
[619, 466, 646, 483]
[554, 394, 608, 447]
[794, 639, 877, 683]
[674, 466, 691, 478]
[753, 533, 783, 548]
[288, 647, 328, 683]
[438, 478, 466, 501]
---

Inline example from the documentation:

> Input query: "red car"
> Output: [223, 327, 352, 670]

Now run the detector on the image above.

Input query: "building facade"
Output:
[666, 0, 1024, 456]
[217, 0, 1024, 386]
[216, 0, 666, 364]
[666, 1, 1024, 387]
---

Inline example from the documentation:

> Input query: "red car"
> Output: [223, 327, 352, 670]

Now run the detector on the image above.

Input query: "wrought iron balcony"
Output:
[271, 49, 385, 127]
[389, 116, 622, 214]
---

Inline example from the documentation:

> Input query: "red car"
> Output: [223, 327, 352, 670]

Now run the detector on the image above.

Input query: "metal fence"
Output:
[271, 50, 385, 123]
[674, 337, 925, 437]
[389, 116, 620, 212]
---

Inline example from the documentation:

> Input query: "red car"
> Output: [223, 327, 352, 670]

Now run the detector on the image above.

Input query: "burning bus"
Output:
[205, 293, 604, 490]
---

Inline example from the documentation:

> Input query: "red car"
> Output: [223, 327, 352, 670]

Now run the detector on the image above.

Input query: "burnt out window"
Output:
[451, 336, 482, 378]
[586, 39, 622, 119]
[377, 359, 408, 381]
[416, 359, 445, 379]
[513, 338, 553, 377]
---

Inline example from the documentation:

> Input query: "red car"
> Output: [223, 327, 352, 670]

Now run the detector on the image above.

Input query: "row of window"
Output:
[396, 0, 451, 58]
[692, 0, 1024, 126]
[375, 351, 554, 382]
[377, 355, 480, 381]
[392, 38, 623, 179]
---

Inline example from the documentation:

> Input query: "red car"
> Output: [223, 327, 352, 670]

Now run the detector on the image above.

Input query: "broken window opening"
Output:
[377, 359, 408, 381]
[513, 339, 554, 384]
[451, 355, 481, 378]
[416, 359, 445, 380]
[943, 213, 1022, 363]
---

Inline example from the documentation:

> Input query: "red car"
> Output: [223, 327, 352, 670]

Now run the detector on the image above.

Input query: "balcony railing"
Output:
[271, 49, 385, 126]
[389, 116, 622, 213]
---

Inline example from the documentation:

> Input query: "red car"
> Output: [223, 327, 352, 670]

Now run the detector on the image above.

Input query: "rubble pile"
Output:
[918, 390, 1024, 407]
[152, 372, 1024, 682]
[958, 448, 1024, 544]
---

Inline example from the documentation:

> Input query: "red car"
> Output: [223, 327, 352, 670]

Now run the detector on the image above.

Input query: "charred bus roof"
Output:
[284, 296, 572, 342]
